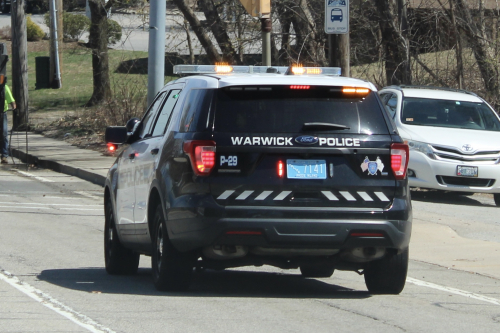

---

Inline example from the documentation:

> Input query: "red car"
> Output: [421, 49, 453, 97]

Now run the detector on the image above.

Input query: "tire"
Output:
[494, 193, 500, 206]
[151, 204, 195, 291]
[300, 264, 335, 278]
[364, 248, 409, 294]
[104, 199, 140, 275]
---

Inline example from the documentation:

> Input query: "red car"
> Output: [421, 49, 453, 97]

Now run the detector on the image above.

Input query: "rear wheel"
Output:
[300, 263, 335, 278]
[104, 199, 140, 275]
[151, 204, 195, 291]
[494, 193, 500, 206]
[364, 248, 408, 294]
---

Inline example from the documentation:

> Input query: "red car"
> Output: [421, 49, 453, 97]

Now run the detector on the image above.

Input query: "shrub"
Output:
[107, 19, 122, 46]
[27, 15, 45, 41]
[63, 13, 90, 41]
[44, 12, 90, 42]
[43, 13, 122, 45]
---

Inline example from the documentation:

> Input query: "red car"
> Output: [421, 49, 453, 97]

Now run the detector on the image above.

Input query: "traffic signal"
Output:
[239, 0, 270, 17]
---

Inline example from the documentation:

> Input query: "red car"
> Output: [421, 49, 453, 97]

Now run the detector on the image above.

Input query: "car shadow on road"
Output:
[410, 189, 493, 207]
[37, 267, 371, 299]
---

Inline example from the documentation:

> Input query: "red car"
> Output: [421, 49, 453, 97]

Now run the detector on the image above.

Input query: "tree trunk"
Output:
[275, 1, 293, 65]
[290, 0, 326, 65]
[86, 0, 114, 107]
[449, 0, 464, 89]
[374, 0, 411, 85]
[199, 0, 241, 64]
[172, 0, 221, 63]
[453, 0, 499, 108]
[11, 0, 28, 130]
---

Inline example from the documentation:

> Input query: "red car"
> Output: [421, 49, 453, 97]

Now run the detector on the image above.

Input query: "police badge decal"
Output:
[361, 156, 384, 175]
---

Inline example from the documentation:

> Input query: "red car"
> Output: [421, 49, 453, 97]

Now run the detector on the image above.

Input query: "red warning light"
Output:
[290, 85, 310, 90]
[277, 160, 284, 178]
[107, 143, 117, 152]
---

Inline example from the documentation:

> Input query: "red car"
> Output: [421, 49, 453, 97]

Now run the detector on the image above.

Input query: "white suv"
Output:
[379, 86, 500, 205]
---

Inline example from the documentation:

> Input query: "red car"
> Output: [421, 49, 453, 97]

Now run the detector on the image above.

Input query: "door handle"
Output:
[150, 148, 159, 155]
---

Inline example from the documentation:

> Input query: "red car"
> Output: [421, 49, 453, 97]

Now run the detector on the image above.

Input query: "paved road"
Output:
[0, 11, 263, 54]
[1, 163, 500, 332]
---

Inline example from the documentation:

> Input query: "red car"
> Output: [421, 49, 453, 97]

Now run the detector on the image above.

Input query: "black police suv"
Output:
[104, 65, 412, 294]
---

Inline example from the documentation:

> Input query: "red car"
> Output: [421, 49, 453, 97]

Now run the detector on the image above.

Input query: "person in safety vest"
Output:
[1, 84, 16, 164]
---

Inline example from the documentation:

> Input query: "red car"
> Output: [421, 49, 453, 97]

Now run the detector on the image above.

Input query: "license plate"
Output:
[287, 159, 327, 179]
[457, 165, 478, 177]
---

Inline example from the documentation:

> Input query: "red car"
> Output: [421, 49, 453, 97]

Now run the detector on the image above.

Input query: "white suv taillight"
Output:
[390, 143, 409, 180]
[183, 140, 216, 176]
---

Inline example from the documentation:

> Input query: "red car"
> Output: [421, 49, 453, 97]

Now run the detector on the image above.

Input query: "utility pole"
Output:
[49, 0, 63, 88]
[147, 0, 166, 106]
[328, 34, 350, 77]
[11, 0, 29, 130]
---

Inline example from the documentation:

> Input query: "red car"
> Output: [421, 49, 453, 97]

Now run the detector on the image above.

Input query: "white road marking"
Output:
[0, 202, 101, 207]
[59, 208, 103, 211]
[75, 191, 103, 200]
[407, 277, 500, 306]
[0, 205, 50, 209]
[0, 269, 115, 333]
[15, 170, 54, 183]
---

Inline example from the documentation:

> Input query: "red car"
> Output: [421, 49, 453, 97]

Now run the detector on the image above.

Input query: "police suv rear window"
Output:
[213, 86, 389, 134]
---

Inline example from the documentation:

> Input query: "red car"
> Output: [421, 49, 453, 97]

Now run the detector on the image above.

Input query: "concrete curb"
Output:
[10, 147, 106, 187]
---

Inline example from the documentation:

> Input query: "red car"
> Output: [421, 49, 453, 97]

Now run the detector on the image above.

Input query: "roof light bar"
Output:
[287, 66, 341, 76]
[173, 65, 341, 76]
[174, 65, 289, 75]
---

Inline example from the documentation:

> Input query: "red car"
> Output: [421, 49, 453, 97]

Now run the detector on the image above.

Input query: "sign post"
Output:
[325, 0, 350, 76]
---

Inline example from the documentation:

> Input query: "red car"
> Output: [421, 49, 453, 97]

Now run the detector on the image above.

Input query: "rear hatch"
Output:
[203, 85, 395, 211]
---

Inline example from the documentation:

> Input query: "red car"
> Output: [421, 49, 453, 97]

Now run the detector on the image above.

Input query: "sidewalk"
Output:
[6, 132, 500, 280]
[8, 132, 113, 186]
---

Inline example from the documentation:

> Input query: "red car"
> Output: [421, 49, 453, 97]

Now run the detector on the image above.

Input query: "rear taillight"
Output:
[277, 160, 284, 178]
[391, 143, 409, 180]
[183, 140, 216, 176]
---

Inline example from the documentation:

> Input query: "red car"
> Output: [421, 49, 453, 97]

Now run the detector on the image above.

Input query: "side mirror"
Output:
[105, 126, 128, 144]
[126, 117, 140, 133]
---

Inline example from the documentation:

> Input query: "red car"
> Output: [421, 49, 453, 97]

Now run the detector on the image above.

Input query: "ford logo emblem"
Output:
[295, 135, 318, 145]
[462, 144, 473, 152]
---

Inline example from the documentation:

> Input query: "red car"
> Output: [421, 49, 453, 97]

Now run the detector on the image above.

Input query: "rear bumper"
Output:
[168, 203, 412, 252]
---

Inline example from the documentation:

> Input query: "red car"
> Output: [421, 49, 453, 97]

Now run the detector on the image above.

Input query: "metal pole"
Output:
[261, 16, 271, 66]
[50, 0, 61, 88]
[147, 0, 166, 107]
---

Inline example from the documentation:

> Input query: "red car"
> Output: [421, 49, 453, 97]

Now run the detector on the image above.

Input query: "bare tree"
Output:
[86, 0, 115, 107]
[452, 0, 500, 108]
[375, 0, 411, 85]
[172, 0, 222, 63]
[199, 0, 242, 64]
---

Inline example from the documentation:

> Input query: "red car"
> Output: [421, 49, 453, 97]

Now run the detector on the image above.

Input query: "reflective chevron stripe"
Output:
[217, 190, 391, 202]
[358, 192, 373, 201]
[236, 191, 254, 200]
[217, 190, 235, 200]
[255, 191, 273, 200]
[321, 191, 339, 201]
[273, 191, 292, 200]
[339, 191, 356, 201]
[374, 192, 390, 201]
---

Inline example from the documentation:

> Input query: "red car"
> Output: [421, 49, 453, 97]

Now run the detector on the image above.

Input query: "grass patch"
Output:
[7, 43, 152, 111]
